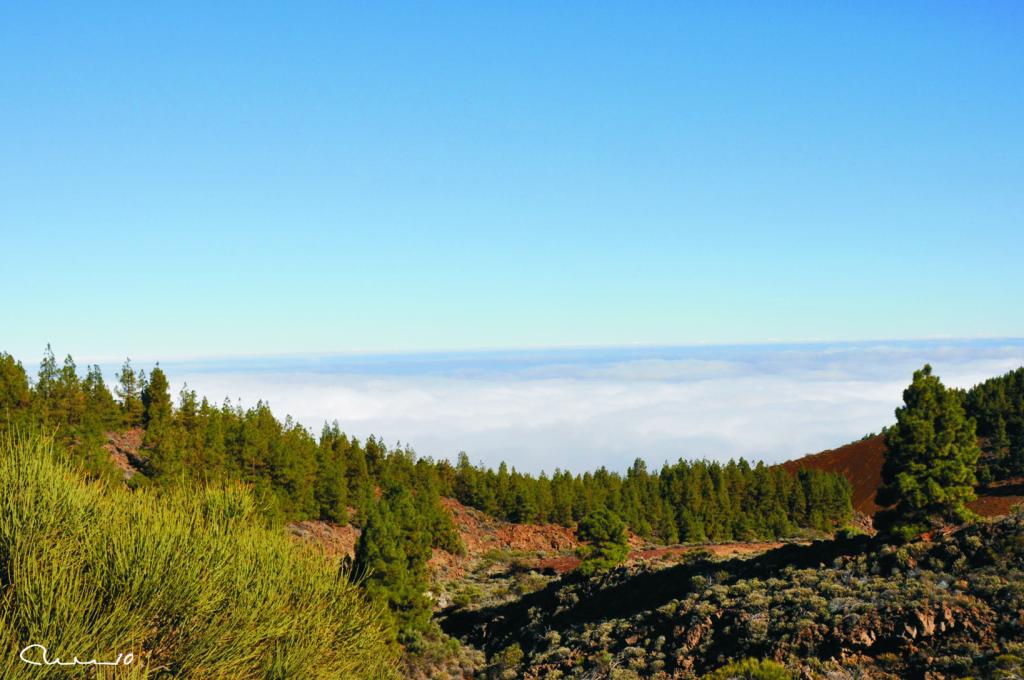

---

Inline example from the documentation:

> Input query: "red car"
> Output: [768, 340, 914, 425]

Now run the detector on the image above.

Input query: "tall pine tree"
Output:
[353, 487, 431, 641]
[876, 365, 980, 541]
[116, 358, 145, 427]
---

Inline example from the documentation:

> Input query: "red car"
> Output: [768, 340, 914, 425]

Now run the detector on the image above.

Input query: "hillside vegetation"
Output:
[0, 347, 853, 648]
[0, 432, 398, 679]
[445, 508, 1024, 679]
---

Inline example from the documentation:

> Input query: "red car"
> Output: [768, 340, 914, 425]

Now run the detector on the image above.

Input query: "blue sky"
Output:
[1, 3, 1022, 361]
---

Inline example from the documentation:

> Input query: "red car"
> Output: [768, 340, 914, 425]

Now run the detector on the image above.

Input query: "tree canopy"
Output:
[876, 364, 981, 541]
[962, 366, 1024, 481]
[576, 507, 629, 575]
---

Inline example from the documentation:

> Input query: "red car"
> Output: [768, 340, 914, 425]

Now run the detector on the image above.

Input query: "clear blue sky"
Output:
[2, 2, 1022, 363]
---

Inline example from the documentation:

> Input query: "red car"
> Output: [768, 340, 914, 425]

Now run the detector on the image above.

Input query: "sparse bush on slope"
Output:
[576, 508, 629, 576]
[0, 432, 398, 679]
[703, 658, 792, 679]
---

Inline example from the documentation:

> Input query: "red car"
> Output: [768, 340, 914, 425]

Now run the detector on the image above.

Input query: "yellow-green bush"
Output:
[703, 658, 793, 679]
[0, 432, 398, 678]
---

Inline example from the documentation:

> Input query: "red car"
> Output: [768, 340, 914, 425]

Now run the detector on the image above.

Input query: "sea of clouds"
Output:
[152, 340, 1024, 474]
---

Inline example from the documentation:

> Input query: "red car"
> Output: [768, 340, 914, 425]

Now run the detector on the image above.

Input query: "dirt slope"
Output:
[439, 497, 578, 555]
[104, 428, 145, 479]
[781, 435, 887, 513]
[288, 520, 362, 558]
[782, 434, 1024, 517]
[285, 497, 579, 569]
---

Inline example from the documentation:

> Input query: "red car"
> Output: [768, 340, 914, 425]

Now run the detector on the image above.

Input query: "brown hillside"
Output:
[781, 435, 886, 514]
[285, 497, 580, 573]
[104, 427, 145, 480]
[439, 497, 578, 556]
[289, 520, 362, 558]
[783, 434, 1024, 518]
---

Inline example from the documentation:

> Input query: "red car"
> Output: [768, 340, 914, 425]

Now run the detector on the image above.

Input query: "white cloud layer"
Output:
[157, 341, 1024, 474]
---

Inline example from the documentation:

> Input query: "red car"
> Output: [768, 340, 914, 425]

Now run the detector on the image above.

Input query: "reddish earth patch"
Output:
[427, 546, 463, 579]
[781, 435, 886, 514]
[432, 499, 676, 576]
[781, 434, 1024, 518]
[104, 428, 145, 479]
[284, 498, 582, 573]
[288, 520, 361, 558]
[531, 555, 580, 574]
[969, 478, 1024, 517]
[439, 497, 578, 556]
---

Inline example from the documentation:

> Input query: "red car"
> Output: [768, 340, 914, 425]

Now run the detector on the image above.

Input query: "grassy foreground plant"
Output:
[0, 432, 398, 678]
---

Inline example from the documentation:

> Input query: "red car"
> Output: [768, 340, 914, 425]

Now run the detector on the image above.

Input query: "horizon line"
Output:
[18, 334, 1024, 367]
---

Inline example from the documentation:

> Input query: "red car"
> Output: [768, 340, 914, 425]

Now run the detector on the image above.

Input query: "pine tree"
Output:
[677, 507, 707, 543]
[992, 414, 1012, 476]
[876, 365, 981, 541]
[576, 507, 629, 575]
[55, 354, 84, 427]
[411, 472, 464, 555]
[550, 470, 574, 526]
[510, 479, 539, 523]
[116, 358, 145, 427]
[200, 399, 229, 480]
[344, 439, 373, 522]
[314, 424, 349, 523]
[1010, 438, 1024, 477]
[35, 344, 59, 423]
[83, 365, 118, 430]
[141, 365, 181, 479]
[142, 365, 172, 427]
[656, 497, 679, 544]
[353, 488, 431, 641]
[73, 363, 119, 479]
[0, 353, 31, 425]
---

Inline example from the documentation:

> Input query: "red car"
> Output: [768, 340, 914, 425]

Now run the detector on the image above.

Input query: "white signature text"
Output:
[19, 644, 135, 667]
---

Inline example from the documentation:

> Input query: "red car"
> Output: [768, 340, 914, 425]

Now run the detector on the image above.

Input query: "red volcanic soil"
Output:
[285, 497, 582, 575]
[970, 477, 1024, 517]
[781, 434, 1024, 518]
[439, 497, 578, 556]
[781, 435, 887, 514]
[104, 428, 145, 479]
[285, 498, 655, 578]
[288, 519, 361, 558]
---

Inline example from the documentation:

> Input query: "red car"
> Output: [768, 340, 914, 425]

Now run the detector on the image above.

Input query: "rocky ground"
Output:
[442, 509, 1024, 679]
[104, 427, 145, 479]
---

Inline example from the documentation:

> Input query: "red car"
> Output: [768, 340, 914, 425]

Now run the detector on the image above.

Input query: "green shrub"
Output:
[576, 508, 629, 576]
[488, 642, 524, 679]
[703, 658, 793, 679]
[835, 526, 867, 540]
[0, 431, 398, 678]
[992, 653, 1024, 679]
